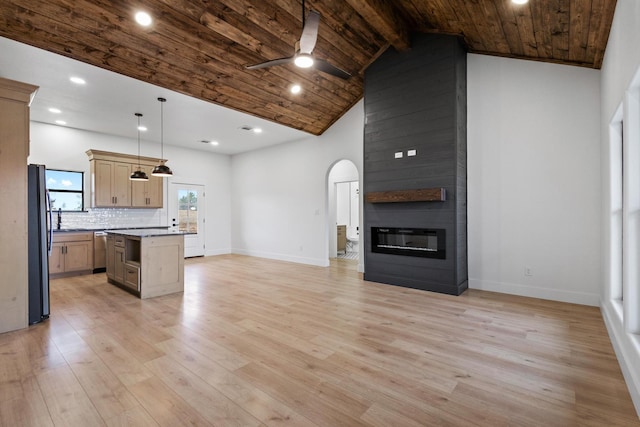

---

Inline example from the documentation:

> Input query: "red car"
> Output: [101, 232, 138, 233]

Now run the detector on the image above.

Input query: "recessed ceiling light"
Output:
[137, 125, 147, 132]
[135, 11, 152, 26]
[200, 140, 219, 146]
[55, 120, 67, 125]
[69, 76, 86, 85]
[253, 127, 263, 134]
[49, 107, 61, 113]
[290, 84, 302, 94]
[512, 0, 528, 4]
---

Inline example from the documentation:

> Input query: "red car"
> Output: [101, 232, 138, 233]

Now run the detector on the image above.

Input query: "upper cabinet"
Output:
[87, 150, 164, 209]
[131, 164, 162, 208]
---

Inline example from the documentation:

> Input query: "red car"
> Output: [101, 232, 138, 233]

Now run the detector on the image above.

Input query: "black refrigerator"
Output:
[28, 164, 51, 324]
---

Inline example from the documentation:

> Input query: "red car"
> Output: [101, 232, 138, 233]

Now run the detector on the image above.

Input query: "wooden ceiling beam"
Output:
[344, 0, 410, 52]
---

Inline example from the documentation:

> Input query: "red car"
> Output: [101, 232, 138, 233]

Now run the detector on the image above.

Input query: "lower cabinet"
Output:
[50, 232, 94, 278]
[106, 232, 184, 299]
[124, 263, 140, 292]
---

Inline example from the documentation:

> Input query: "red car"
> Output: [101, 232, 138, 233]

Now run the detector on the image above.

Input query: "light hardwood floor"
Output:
[1, 255, 638, 426]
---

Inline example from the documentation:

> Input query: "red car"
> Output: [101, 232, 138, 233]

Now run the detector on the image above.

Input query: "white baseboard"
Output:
[469, 278, 600, 306]
[204, 248, 231, 257]
[601, 300, 640, 418]
[232, 248, 329, 267]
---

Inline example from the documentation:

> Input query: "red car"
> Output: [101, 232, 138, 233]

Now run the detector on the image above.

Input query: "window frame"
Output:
[45, 168, 85, 212]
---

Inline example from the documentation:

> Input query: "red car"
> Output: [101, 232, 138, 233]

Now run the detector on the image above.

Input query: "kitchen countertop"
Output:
[104, 228, 190, 238]
[53, 226, 169, 233]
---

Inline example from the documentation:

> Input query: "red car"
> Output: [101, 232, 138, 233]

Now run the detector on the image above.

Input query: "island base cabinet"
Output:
[140, 236, 184, 299]
[106, 233, 184, 299]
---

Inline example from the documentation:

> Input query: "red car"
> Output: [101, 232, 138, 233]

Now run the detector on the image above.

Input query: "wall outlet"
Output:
[524, 267, 533, 277]
[407, 149, 417, 156]
[394, 151, 403, 159]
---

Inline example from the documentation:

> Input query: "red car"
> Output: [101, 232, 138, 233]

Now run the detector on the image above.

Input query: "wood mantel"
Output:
[365, 188, 446, 203]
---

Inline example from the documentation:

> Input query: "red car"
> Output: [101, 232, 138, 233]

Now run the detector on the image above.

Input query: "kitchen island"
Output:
[105, 228, 186, 299]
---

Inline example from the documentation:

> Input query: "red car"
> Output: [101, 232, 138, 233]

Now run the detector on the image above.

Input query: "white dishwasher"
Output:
[93, 231, 107, 272]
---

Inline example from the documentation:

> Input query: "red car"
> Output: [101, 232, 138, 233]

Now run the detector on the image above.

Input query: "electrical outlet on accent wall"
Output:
[524, 267, 533, 277]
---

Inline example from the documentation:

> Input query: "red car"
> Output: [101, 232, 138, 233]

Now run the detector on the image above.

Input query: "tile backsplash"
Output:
[56, 208, 166, 230]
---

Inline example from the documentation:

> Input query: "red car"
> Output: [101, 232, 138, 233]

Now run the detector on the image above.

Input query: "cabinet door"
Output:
[106, 235, 115, 279]
[94, 160, 115, 207]
[64, 241, 93, 272]
[131, 165, 163, 208]
[94, 160, 131, 207]
[147, 170, 163, 208]
[114, 246, 125, 283]
[49, 243, 65, 274]
[113, 162, 131, 207]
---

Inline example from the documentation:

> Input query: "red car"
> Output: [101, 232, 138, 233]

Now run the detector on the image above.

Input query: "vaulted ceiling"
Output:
[0, 0, 617, 135]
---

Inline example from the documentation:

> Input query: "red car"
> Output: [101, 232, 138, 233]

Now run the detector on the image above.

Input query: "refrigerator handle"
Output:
[46, 190, 53, 255]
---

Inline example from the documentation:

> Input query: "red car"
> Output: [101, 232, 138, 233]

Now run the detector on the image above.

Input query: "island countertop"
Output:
[105, 228, 190, 238]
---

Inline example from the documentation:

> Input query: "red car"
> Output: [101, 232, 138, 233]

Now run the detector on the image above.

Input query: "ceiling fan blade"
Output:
[314, 58, 351, 79]
[299, 11, 320, 54]
[246, 57, 294, 70]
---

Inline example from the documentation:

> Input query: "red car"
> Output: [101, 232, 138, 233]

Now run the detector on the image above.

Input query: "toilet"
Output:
[346, 227, 359, 251]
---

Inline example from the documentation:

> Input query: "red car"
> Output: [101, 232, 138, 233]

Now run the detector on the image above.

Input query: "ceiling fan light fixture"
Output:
[294, 54, 314, 68]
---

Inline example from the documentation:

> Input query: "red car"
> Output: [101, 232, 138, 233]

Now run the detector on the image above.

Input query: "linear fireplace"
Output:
[372, 227, 446, 259]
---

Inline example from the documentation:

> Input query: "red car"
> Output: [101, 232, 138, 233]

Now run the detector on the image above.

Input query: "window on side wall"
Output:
[46, 169, 84, 211]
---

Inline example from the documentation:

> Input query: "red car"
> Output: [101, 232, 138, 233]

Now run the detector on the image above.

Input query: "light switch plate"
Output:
[395, 151, 403, 159]
[407, 149, 417, 156]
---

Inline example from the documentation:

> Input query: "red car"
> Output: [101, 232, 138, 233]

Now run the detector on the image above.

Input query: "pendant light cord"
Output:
[158, 97, 167, 162]
[135, 112, 143, 169]
[160, 99, 164, 160]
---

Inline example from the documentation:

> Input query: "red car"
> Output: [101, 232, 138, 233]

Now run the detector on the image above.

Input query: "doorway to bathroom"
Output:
[336, 180, 359, 259]
[327, 159, 360, 262]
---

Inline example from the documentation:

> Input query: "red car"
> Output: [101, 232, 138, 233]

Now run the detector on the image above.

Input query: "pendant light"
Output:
[130, 113, 149, 181]
[152, 97, 173, 177]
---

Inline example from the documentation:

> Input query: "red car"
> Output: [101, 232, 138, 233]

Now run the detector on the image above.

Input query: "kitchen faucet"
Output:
[56, 208, 61, 230]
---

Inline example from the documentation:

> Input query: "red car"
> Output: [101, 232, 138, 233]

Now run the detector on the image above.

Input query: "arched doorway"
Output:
[326, 160, 362, 268]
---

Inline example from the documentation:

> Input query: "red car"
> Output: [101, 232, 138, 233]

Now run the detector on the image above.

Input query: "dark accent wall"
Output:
[363, 33, 467, 295]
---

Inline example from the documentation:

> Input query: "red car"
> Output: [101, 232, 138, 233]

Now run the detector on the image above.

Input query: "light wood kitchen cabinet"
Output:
[106, 230, 184, 299]
[106, 234, 115, 278]
[93, 160, 131, 207]
[131, 164, 163, 208]
[49, 232, 94, 278]
[106, 234, 126, 283]
[87, 149, 164, 209]
[337, 225, 347, 254]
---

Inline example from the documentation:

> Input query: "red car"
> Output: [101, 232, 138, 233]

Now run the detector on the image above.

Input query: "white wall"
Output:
[467, 54, 602, 306]
[29, 122, 232, 255]
[230, 100, 363, 267]
[600, 0, 640, 415]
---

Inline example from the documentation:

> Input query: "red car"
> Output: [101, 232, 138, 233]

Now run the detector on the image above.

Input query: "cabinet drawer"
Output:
[52, 232, 93, 243]
[124, 263, 140, 291]
[114, 235, 126, 247]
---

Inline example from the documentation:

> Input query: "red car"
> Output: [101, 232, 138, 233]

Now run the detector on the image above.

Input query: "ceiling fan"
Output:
[246, 0, 351, 79]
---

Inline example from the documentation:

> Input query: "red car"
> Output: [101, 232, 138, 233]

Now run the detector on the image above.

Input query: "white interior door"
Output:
[168, 183, 205, 258]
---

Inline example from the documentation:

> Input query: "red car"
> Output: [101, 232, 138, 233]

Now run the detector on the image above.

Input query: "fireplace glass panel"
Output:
[372, 227, 446, 259]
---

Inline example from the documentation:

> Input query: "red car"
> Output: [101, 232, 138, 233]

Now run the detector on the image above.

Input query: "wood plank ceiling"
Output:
[0, 0, 617, 135]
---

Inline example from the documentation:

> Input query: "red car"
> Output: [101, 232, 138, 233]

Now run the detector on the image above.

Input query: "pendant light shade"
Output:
[152, 97, 173, 177]
[130, 113, 149, 181]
